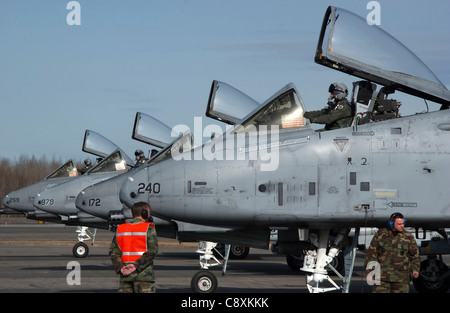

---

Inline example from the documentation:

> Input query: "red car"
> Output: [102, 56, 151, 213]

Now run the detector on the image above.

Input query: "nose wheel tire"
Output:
[229, 245, 249, 259]
[191, 270, 218, 293]
[73, 242, 89, 258]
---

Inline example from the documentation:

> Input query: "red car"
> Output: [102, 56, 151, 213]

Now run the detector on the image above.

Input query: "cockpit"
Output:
[235, 83, 309, 132]
[206, 80, 311, 134]
[86, 149, 129, 174]
[130, 5, 450, 162]
[46, 160, 78, 179]
[203, 4, 450, 135]
[151, 131, 195, 165]
[350, 80, 402, 126]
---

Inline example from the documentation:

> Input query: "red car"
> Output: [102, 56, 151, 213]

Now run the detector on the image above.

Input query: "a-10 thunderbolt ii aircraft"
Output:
[75, 112, 188, 240]
[119, 6, 450, 293]
[4, 130, 134, 256]
[74, 112, 190, 224]
[27, 112, 260, 259]
[2, 130, 121, 224]
[4, 123, 189, 258]
[76, 107, 263, 260]
[3, 159, 80, 224]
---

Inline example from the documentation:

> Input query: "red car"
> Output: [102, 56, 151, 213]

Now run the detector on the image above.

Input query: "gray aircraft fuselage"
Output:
[120, 6, 450, 241]
[3, 160, 80, 222]
[120, 109, 450, 232]
[33, 169, 126, 217]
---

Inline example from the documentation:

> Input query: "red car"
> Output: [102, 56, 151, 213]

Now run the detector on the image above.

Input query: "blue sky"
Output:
[1, 0, 449, 162]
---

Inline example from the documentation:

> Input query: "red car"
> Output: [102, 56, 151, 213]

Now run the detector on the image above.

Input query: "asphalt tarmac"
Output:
[0, 223, 445, 295]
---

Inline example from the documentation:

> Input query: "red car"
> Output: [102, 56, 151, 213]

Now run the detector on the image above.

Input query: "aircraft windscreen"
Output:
[236, 88, 308, 132]
[88, 150, 128, 174]
[46, 161, 78, 179]
[316, 6, 450, 105]
[147, 131, 195, 165]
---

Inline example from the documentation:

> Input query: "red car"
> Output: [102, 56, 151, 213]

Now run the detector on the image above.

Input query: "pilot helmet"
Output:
[84, 158, 92, 167]
[328, 82, 348, 100]
[135, 149, 144, 159]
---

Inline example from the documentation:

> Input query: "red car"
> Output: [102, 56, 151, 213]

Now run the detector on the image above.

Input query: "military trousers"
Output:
[372, 280, 410, 293]
[118, 280, 156, 293]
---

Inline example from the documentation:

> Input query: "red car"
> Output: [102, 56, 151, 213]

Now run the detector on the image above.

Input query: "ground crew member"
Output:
[365, 212, 420, 293]
[304, 82, 353, 130]
[109, 202, 158, 293]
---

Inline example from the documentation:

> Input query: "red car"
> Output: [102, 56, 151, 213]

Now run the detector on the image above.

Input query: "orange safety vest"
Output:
[116, 222, 154, 263]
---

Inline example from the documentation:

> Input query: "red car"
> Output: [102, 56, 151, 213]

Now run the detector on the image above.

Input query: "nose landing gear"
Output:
[72, 226, 97, 258]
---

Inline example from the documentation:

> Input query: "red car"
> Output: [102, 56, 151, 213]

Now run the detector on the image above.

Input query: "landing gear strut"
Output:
[72, 226, 97, 258]
[301, 228, 355, 293]
[191, 241, 231, 293]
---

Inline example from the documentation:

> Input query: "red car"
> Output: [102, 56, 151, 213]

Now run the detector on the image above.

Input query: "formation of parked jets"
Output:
[4, 6, 450, 293]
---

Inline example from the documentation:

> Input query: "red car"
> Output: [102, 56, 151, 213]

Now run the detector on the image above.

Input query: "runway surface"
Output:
[0, 223, 444, 294]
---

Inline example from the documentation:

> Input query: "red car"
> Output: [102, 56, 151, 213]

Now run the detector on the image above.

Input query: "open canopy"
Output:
[315, 6, 450, 106]
[206, 80, 260, 125]
[82, 130, 121, 158]
[132, 112, 178, 148]
[82, 130, 134, 166]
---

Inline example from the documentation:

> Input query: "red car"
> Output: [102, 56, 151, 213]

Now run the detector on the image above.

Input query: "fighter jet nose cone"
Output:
[33, 193, 58, 214]
[119, 180, 134, 208]
[2, 195, 11, 208]
[33, 194, 45, 209]
[75, 191, 86, 208]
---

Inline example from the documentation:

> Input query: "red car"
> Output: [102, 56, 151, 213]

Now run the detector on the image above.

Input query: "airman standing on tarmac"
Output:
[365, 212, 420, 293]
[109, 202, 158, 293]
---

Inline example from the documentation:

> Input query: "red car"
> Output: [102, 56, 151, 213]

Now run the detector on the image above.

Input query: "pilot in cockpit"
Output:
[304, 82, 353, 130]
[134, 149, 148, 167]
[79, 158, 92, 174]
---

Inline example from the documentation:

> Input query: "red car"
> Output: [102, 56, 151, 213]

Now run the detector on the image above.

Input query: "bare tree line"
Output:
[0, 156, 81, 208]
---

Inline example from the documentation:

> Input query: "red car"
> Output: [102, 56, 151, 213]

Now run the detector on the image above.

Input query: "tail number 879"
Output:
[137, 182, 161, 194]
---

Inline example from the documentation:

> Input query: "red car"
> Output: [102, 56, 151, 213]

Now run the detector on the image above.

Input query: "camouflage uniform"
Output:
[109, 218, 158, 293]
[304, 98, 353, 130]
[365, 228, 420, 293]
